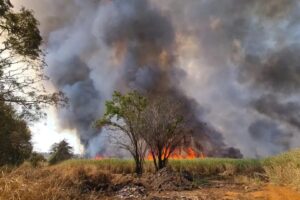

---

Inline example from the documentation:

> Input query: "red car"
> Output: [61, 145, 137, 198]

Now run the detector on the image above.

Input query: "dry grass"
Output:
[0, 162, 112, 200]
[0, 158, 264, 200]
[1, 150, 300, 199]
[233, 175, 264, 186]
[263, 149, 300, 190]
[60, 159, 155, 174]
[61, 158, 264, 177]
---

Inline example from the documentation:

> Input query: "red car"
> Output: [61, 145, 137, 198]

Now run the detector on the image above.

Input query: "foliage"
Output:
[0, 0, 67, 167]
[0, 100, 32, 166]
[96, 91, 192, 172]
[0, 0, 66, 121]
[95, 91, 148, 174]
[29, 152, 46, 167]
[49, 140, 74, 165]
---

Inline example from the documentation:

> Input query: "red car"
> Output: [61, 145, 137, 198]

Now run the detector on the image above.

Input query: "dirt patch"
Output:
[147, 168, 194, 192]
[250, 185, 300, 200]
[146, 184, 300, 200]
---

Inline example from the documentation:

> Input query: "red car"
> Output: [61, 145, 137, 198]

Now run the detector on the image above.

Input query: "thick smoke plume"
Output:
[13, 0, 300, 158]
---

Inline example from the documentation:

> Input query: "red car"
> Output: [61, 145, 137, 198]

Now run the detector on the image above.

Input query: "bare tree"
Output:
[95, 91, 148, 175]
[141, 96, 189, 171]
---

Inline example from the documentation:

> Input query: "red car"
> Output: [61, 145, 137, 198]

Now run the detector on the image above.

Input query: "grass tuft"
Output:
[263, 149, 300, 190]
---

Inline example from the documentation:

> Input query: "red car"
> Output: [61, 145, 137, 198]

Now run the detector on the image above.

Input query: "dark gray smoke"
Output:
[13, 0, 300, 158]
[155, 0, 300, 157]
[240, 46, 300, 93]
[249, 120, 292, 156]
[254, 95, 300, 131]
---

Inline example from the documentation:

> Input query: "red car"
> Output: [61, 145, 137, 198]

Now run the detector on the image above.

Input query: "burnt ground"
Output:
[100, 168, 300, 200]
[148, 183, 300, 200]
[105, 181, 300, 200]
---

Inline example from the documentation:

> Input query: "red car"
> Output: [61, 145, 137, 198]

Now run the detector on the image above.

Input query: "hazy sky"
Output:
[30, 109, 83, 154]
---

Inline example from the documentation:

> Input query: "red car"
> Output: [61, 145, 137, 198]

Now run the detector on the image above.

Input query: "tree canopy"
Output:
[0, 0, 67, 167]
[0, 0, 66, 121]
[96, 91, 148, 174]
[96, 91, 190, 173]
[49, 140, 74, 165]
[0, 100, 32, 166]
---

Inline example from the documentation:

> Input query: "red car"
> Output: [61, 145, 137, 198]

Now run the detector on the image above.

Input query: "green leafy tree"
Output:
[0, 100, 32, 166]
[0, 0, 66, 121]
[0, 0, 66, 167]
[49, 140, 74, 165]
[95, 91, 148, 175]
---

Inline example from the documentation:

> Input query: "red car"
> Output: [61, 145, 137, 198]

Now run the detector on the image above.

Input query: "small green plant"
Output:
[29, 152, 46, 167]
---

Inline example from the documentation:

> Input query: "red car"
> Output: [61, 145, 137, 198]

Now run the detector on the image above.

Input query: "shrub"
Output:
[29, 152, 46, 167]
[263, 149, 300, 190]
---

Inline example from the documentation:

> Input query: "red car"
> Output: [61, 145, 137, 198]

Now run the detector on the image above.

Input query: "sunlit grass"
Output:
[169, 158, 263, 176]
[59, 157, 263, 176]
[263, 149, 300, 190]
[60, 159, 139, 174]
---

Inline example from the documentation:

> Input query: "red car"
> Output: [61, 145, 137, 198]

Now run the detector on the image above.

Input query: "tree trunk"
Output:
[158, 150, 164, 170]
[152, 149, 170, 171]
[134, 157, 143, 175]
[158, 156, 168, 170]
[151, 151, 159, 171]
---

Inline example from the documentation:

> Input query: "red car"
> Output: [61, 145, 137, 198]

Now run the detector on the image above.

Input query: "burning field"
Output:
[3, 0, 300, 199]
[147, 147, 206, 161]
[11, 0, 300, 159]
[95, 147, 205, 161]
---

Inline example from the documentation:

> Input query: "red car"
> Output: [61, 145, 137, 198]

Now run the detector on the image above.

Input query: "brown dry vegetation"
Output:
[264, 149, 300, 190]
[0, 150, 299, 200]
[0, 163, 112, 200]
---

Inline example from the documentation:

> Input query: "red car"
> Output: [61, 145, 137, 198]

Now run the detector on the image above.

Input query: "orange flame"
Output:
[94, 147, 205, 160]
[95, 155, 105, 160]
[147, 147, 205, 160]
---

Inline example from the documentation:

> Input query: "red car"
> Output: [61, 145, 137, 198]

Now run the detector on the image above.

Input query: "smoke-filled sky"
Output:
[13, 0, 300, 158]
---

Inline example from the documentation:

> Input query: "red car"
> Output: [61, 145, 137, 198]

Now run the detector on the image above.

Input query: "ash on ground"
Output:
[148, 168, 194, 192]
[114, 168, 194, 199]
[116, 184, 147, 199]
